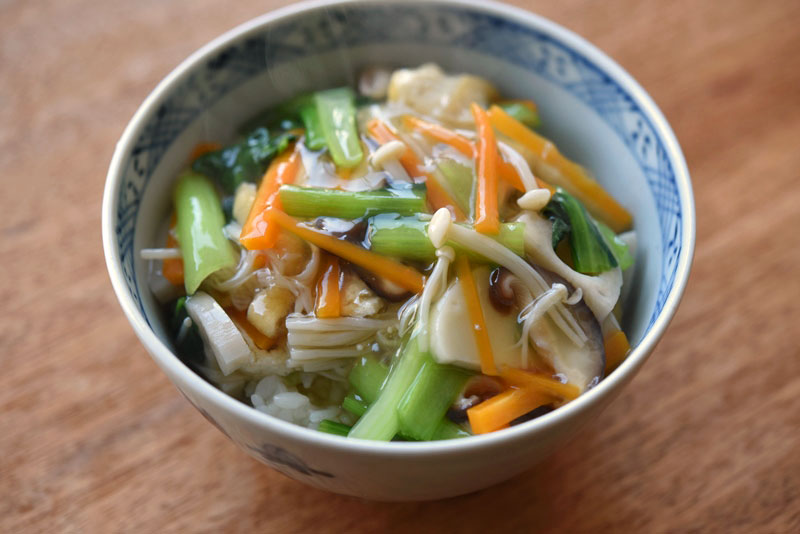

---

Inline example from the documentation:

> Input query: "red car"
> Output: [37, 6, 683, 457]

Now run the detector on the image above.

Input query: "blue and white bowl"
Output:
[102, 0, 694, 500]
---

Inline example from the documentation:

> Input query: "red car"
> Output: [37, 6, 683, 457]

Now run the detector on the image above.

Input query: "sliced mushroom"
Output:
[516, 269, 605, 391]
[353, 265, 411, 302]
[517, 211, 622, 321]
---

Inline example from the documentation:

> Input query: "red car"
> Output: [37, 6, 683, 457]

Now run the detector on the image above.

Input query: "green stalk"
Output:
[318, 420, 351, 437]
[348, 357, 388, 403]
[279, 185, 427, 219]
[314, 87, 363, 168]
[367, 215, 525, 262]
[397, 360, 471, 441]
[433, 420, 472, 440]
[173, 172, 238, 294]
[342, 393, 369, 417]
[348, 336, 428, 441]
[300, 104, 326, 150]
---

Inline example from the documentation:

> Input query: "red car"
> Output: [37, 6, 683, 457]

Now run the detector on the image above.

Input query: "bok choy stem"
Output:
[278, 185, 427, 219]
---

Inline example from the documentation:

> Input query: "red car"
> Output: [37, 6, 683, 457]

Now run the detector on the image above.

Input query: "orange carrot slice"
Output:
[488, 105, 632, 232]
[189, 142, 222, 162]
[604, 329, 631, 374]
[162, 214, 184, 286]
[315, 254, 342, 318]
[367, 118, 467, 220]
[226, 307, 276, 350]
[467, 387, 549, 434]
[240, 148, 301, 250]
[402, 115, 475, 158]
[456, 255, 497, 375]
[500, 367, 580, 401]
[471, 103, 500, 234]
[269, 210, 425, 294]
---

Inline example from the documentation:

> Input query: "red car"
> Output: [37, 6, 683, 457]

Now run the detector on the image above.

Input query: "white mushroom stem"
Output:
[140, 248, 182, 260]
[370, 140, 412, 183]
[185, 292, 251, 375]
[414, 245, 456, 352]
[498, 141, 538, 191]
[517, 189, 552, 211]
[517, 283, 571, 367]
[427, 208, 587, 346]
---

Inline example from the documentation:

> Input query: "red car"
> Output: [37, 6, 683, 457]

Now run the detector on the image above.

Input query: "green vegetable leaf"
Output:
[544, 189, 618, 274]
[192, 127, 297, 194]
[596, 221, 634, 271]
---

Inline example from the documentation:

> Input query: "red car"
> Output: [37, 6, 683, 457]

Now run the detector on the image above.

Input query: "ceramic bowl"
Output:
[102, 0, 694, 500]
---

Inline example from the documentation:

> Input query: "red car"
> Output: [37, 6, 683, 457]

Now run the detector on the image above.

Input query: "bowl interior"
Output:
[109, 0, 690, 413]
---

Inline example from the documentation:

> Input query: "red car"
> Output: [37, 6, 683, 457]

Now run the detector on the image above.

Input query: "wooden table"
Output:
[2, 0, 798, 531]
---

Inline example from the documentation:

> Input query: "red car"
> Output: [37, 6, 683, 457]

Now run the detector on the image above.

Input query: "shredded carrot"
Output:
[269, 210, 425, 294]
[315, 254, 342, 318]
[500, 367, 580, 400]
[240, 148, 301, 250]
[226, 307, 276, 350]
[488, 105, 632, 232]
[497, 160, 525, 192]
[402, 115, 475, 158]
[189, 142, 222, 162]
[456, 255, 497, 375]
[467, 387, 550, 434]
[604, 329, 631, 375]
[162, 214, 184, 286]
[367, 119, 466, 220]
[471, 104, 500, 234]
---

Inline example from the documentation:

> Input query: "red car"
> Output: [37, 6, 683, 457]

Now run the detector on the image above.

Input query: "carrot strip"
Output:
[189, 142, 222, 162]
[471, 104, 500, 234]
[269, 210, 425, 294]
[240, 148, 301, 250]
[497, 160, 525, 192]
[226, 307, 276, 350]
[467, 387, 549, 434]
[402, 115, 475, 158]
[162, 214, 184, 286]
[488, 105, 632, 232]
[456, 255, 497, 375]
[604, 329, 631, 374]
[315, 255, 342, 318]
[367, 118, 466, 221]
[500, 367, 580, 400]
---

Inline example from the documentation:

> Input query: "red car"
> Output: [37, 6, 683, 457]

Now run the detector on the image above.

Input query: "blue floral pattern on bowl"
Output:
[116, 3, 682, 330]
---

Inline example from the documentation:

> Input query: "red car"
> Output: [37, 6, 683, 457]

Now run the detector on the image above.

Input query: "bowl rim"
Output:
[102, 0, 695, 456]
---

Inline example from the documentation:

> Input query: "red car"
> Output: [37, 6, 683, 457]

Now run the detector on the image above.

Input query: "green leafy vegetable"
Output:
[544, 189, 618, 274]
[192, 127, 296, 194]
[436, 158, 474, 217]
[170, 296, 204, 363]
[596, 221, 634, 271]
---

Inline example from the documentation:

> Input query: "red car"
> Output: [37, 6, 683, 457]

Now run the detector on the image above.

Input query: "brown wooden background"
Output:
[2, 0, 799, 532]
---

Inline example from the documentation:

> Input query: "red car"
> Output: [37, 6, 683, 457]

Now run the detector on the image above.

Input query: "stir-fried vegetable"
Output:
[367, 215, 525, 263]
[239, 148, 301, 250]
[145, 64, 637, 442]
[314, 87, 363, 168]
[192, 127, 297, 195]
[173, 172, 238, 294]
[544, 189, 618, 274]
[488, 104, 632, 232]
[278, 184, 427, 219]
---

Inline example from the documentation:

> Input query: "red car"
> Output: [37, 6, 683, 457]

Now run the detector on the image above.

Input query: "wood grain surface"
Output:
[2, 0, 799, 532]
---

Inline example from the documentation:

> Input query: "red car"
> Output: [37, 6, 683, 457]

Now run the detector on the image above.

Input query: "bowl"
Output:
[102, 0, 694, 501]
